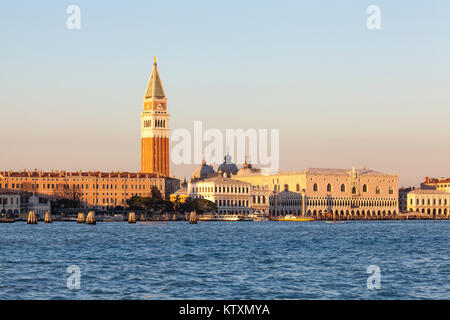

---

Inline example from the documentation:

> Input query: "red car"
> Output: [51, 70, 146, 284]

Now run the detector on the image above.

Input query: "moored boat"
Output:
[250, 211, 269, 221]
[219, 214, 240, 221]
[198, 214, 240, 221]
[273, 214, 315, 221]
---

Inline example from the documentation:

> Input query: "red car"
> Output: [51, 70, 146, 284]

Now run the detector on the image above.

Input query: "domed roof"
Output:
[217, 154, 238, 178]
[28, 195, 39, 205]
[236, 161, 261, 176]
[192, 160, 215, 180]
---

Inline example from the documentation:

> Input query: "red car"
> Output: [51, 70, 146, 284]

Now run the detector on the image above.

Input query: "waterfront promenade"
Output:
[1, 210, 449, 223]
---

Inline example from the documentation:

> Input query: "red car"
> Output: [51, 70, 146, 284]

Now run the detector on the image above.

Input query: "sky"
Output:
[0, 0, 449, 187]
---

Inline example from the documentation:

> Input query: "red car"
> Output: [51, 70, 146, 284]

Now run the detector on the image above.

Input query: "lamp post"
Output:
[272, 185, 278, 220]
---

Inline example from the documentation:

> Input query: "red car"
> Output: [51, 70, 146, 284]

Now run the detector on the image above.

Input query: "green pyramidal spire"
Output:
[144, 57, 166, 99]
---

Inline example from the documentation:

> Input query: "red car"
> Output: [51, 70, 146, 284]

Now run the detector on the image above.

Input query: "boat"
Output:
[238, 215, 254, 221]
[219, 214, 240, 221]
[250, 211, 269, 221]
[198, 214, 240, 221]
[113, 214, 124, 222]
[273, 214, 315, 222]
[198, 213, 214, 221]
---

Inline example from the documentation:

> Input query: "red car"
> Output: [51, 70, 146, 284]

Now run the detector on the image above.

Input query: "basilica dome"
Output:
[192, 160, 215, 180]
[28, 195, 39, 205]
[217, 154, 238, 178]
[236, 161, 261, 176]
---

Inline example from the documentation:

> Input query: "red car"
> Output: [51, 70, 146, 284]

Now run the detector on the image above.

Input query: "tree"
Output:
[52, 183, 82, 208]
[194, 198, 217, 213]
[151, 186, 163, 200]
[179, 197, 217, 214]
[126, 195, 173, 213]
[126, 195, 147, 210]
[173, 195, 182, 212]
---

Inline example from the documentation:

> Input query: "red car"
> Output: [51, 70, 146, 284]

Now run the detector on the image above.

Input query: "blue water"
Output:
[0, 221, 448, 299]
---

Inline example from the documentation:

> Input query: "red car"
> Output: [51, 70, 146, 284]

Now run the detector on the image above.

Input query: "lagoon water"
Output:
[0, 221, 449, 299]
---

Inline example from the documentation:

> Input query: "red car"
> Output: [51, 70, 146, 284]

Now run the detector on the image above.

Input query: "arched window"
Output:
[296, 183, 300, 192]
[352, 187, 356, 194]
[363, 184, 367, 192]
[341, 184, 345, 192]
[284, 184, 289, 191]
[327, 184, 332, 192]
[313, 183, 318, 192]
[376, 187, 380, 194]
[389, 187, 393, 194]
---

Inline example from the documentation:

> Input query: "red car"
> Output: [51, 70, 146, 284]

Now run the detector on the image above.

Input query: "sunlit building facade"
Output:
[406, 189, 450, 217]
[0, 171, 179, 210]
[188, 176, 253, 214]
[421, 177, 450, 193]
[233, 166, 399, 218]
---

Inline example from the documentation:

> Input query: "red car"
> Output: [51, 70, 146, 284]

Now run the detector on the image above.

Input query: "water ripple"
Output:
[0, 221, 448, 299]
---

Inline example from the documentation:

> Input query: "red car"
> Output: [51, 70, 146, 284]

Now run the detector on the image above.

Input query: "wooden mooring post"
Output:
[86, 211, 96, 225]
[189, 211, 197, 224]
[77, 212, 85, 223]
[27, 210, 38, 224]
[44, 211, 52, 223]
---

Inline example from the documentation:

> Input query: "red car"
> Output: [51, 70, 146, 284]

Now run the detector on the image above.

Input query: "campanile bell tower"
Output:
[141, 57, 170, 176]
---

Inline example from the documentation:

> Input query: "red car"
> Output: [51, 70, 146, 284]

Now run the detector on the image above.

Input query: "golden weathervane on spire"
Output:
[154, 56, 157, 64]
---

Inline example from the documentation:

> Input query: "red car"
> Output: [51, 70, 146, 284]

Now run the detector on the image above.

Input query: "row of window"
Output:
[193, 185, 250, 194]
[143, 119, 166, 128]
[410, 198, 449, 206]
[1, 183, 159, 191]
[252, 195, 267, 204]
[3, 177, 160, 182]
[216, 199, 250, 207]
[79, 192, 149, 197]
[269, 209, 399, 216]
[271, 199, 301, 206]
[269, 198, 397, 207]
[0, 197, 20, 205]
[412, 208, 449, 214]
[217, 210, 252, 214]
[312, 183, 394, 194]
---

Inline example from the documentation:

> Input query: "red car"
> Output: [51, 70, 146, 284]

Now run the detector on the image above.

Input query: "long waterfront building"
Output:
[240, 167, 398, 218]
[0, 170, 179, 210]
[187, 156, 400, 218]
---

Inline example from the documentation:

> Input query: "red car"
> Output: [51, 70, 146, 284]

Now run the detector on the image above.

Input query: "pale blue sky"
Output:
[0, 1, 449, 186]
